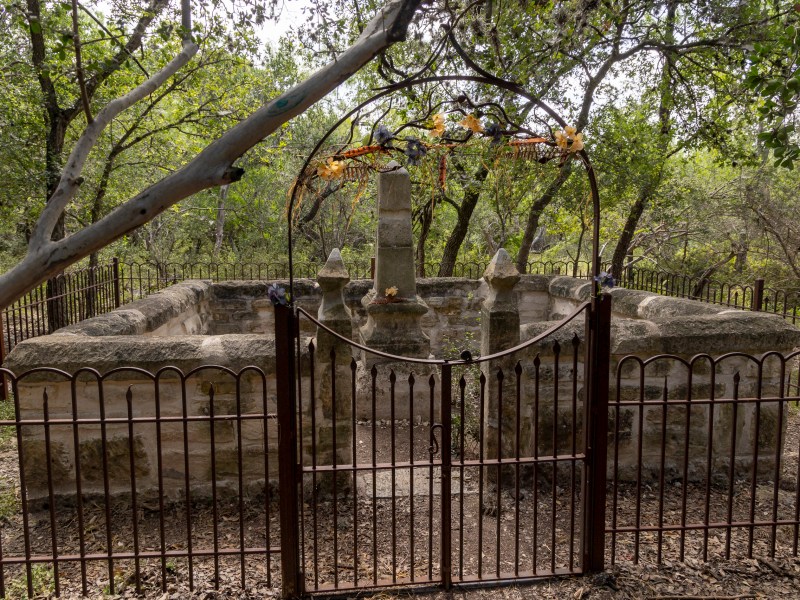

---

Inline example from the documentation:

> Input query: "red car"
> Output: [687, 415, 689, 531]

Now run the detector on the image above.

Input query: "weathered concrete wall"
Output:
[519, 277, 800, 483]
[5, 317, 310, 503]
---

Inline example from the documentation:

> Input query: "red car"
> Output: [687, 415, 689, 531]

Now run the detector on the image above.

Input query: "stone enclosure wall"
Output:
[5, 271, 800, 503]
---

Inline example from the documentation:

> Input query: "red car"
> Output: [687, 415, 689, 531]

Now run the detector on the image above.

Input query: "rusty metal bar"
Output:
[274, 303, 302, 599]
[753, 278, 765, 311]
[583, 294, 611, 572]
[440, 362, 452, 591]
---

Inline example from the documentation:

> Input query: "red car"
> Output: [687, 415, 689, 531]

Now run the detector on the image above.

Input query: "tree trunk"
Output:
[415, 199, 433, 277]
[609, 0, 676, 280]
[437, 164, 488, 277]
[515, 162, 572, 273]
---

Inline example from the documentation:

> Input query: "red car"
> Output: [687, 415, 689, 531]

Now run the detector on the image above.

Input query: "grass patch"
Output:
[5, 564, 54, 599]
[0, 396, 15, 449]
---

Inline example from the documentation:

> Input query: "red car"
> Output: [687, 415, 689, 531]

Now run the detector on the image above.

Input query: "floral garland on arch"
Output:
[290, 112, 585, 223]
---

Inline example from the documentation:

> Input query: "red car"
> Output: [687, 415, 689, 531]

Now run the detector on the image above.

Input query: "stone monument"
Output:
[357, 161, 433, 420]
[359, 161, 430, 363]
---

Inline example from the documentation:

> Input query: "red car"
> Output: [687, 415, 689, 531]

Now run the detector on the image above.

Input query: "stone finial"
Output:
[483, 248, 520, 309]
[317, 248, 351, 322]
[317, 248, 350, 288]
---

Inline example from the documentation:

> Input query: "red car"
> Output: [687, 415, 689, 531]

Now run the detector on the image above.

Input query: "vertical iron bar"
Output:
[748, 368, 762, 558]
[428, 374, 434, 581]
[532, 357, 540, 574]
[126, 387, 141, 594]
[514, 362, 522, 577]
[725, 373, 740, 559]
[0, 311, 6, 401]
[703, 362, 717, 561]
[478, 373, 486, 579]
[657, 378, 668, 564]
[71, 379, 88, 595]
[42, 390, 60, 596]
[155, 378, 167, 591]
[181, 374, 194, 590]
[371, 366, 378, 585]
[331, 350, 339, 590]
[351, 359, 358, 586]
[113, 258, 121, 308]
[98, 381, 114, 593]
[771, 362, 786, 558]
[753, 278, 764, 312]
[441, 363, 452, 591]
[309, 342, 318, 590]
[409, 373, 416, 582]
[458, 375, 466, 580]
[274, 304, 301, 598]
[209, 384, 220, 588]
[236, 376, 246, 589]
[551, 345, 559, 574]
[496, 368, 503, 578]
[584, 295, 611, 573]
[390, 370, 397, 584]
[680, 365, 693, 562]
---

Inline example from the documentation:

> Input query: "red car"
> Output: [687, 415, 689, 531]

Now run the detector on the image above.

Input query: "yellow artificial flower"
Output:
[317, 157, 346, 181]
[458, 114, 484, 133]
[385, 286, 398, 297]
[431, 113, 446, 137]
[555, 126, 584, 153]
[554, 130, 569, 150]
[571, 132, 584, 152]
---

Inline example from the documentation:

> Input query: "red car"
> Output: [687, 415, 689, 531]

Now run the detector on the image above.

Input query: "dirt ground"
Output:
[1, 415, 800, 598]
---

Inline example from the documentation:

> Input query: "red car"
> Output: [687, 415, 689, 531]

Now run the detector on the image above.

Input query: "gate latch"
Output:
[429, 423, 443, 457]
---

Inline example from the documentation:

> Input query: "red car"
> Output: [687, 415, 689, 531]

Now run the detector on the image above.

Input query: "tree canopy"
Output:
[1, 0, 799, 308]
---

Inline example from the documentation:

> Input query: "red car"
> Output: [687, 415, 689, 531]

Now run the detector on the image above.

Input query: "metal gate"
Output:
[273, 298, 611, 596]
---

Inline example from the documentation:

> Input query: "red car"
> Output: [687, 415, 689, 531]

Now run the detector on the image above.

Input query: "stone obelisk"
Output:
[359, 161, 430, 364]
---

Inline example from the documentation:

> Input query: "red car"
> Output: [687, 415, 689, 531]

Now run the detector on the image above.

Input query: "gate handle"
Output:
[429, 423, 443, 457]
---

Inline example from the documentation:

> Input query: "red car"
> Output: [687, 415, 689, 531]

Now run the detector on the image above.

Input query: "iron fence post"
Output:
[440, 362, 452, 590]
[274, 303, 302, 598]
[0, 309, 6, 401]
[753, 278, 764, 312]
[112, 258, 121, 308]
[583, 294, 611, 572]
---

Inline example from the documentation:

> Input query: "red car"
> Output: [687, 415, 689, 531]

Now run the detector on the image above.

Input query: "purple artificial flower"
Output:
[404, 138, 427, 166]
[375, 124, 393, 146]
[594, 271, 615, 289]
[268, 283, 289, 306]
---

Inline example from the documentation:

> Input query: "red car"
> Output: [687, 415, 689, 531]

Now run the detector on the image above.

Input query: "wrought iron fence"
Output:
[607, 351, 800, 566]
[0, 365, 279, 598]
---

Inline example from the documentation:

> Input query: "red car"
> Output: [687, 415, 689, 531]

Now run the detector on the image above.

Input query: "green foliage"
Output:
[5, 565, 53, 599]
[745, 13, 800, 169]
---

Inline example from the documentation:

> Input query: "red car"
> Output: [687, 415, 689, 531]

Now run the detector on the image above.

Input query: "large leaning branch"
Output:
[0, 0, 422, 309]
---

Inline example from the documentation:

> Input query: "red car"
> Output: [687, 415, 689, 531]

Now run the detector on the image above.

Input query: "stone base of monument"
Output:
[359, 291, 431, 362]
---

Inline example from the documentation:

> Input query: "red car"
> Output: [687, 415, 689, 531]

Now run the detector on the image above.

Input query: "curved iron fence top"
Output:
[296, 301, 589, 366]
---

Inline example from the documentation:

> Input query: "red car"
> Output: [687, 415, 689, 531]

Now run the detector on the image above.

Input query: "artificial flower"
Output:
[484, 122, 504, 145]
[431, 113, 446, 137]
[375, 124, 393, 145]
[555, 126, 584, 153]
[317, 157, 346, 181]
[385, 286, 398, 297]
[458, 114, 484, 133]
[404, 138, 427, 166]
